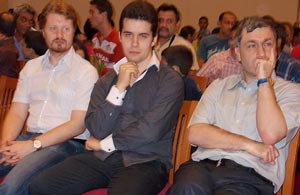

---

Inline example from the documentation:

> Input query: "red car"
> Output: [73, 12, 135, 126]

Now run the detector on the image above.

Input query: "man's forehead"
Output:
[18, 12, 34, 18]
[222, 14, 236, 21]
[158, 11, 176, 19]
[240, 27, 275, 41]
[122, 18, 151, 32]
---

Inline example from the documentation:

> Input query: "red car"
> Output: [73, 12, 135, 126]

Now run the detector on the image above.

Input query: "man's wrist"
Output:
[257, 78, 274, 87]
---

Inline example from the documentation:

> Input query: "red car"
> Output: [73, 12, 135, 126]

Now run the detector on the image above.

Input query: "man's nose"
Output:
[257, 45, 266, 58]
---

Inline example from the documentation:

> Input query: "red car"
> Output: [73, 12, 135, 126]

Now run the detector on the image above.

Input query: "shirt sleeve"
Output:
[100, 134, 116, 152]
[12, 63, 30, 103]
[72, 64, 99, 111]
[106, 85, 127, 106]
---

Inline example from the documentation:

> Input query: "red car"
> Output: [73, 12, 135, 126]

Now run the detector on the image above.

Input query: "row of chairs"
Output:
[0, 75, 299, 194]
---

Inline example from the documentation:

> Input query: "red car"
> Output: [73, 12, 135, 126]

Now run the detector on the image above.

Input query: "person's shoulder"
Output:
[202, 34, 218, 42]
[210, 74, 240, 89]
[174, 35, 195, 49]
[276, 77, 300, 90]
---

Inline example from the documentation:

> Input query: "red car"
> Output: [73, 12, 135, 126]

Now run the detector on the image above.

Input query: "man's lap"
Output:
[168, 159, 274, 195]
[0, 133, 84, 194]
[29, 151, 168, 195]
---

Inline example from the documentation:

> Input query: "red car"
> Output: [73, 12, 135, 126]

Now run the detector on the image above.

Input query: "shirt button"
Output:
[109, 113, 112, 116]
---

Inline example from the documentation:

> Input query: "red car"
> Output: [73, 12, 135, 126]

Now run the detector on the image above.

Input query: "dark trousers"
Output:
[167, 159, 274, 195]
[29, 151, 168, 195]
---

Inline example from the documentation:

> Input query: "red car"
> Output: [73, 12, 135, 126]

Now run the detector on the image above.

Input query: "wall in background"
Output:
[5, 0, 299, 32]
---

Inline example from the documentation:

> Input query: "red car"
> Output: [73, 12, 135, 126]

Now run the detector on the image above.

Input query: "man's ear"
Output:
[151, 35, 157, 47]
[176, 21, 181, 31]
[119, 31, 122, 42]
[235, 47, 241, 61]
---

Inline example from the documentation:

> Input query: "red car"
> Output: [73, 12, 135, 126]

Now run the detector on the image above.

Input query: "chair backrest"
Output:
[0, 76, 18, 127]
[171, 100, 198, 177]
[189, 75, 209, 93]
[276, 128, 300, 195]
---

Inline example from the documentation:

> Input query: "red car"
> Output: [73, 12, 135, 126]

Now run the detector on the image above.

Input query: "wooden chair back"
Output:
[168, 101, 198, 184]
[0, 76, 18, 126]
[276, 128, 300, 195]
[189, 75, 209, 93]
[172, 100, 198, 175]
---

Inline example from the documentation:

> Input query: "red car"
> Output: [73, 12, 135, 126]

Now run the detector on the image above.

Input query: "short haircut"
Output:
[38, 0, 78, 30]
[90, 0, 114, 27]
[119, 1, 157, 37]
[161, 45, 193, 76]
[157, 3, 180, 22]
[179, 25, 195, 39]
[234, 16, 276, 47]
[199, 16, 208, 23]
[262, 15, 276, 24]
[0, 11, 16, 36]
[24, 30, 48, 56]
[218, 11, 236, 22]
[14, 3, 36, 18]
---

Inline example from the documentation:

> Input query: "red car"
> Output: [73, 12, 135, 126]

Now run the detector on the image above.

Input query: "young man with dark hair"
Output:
[89, 0, 124, 73]
[155, 3, 199, 71]
[197, 16, 210, 41]
[29, 1, 184, 195]
[0, 11, 19, 78]
[0, 1, 98, 195]
[168, 16, 300, 195]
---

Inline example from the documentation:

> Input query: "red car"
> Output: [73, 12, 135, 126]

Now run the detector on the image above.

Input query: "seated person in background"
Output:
[83, 18, 98, 58]
[197, 16, 210, 42]
[0, 11, 19, 78]
[275, 22, 300, 83]
[197, 11, 237, 68]
[13, 3, 36, 62]
[162, 45, 202, 100]
[155, 3, 199, 71]
[0, 1, 98, 195]
[29, 1, 184, 195]
[22, 30, 47, 60]
[179, 25, 196, 43]
[167, 16, 300, 195]
[89, 0, 124, 73]
[197, 22, 242, 85]
[73, 38, 89, 60]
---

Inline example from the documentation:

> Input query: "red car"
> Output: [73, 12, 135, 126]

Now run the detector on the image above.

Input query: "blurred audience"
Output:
[0, 11, 19, 78]
[179, 25, 196, 43]
[162, 45, 202, 100]
[13, 3, 36, 61]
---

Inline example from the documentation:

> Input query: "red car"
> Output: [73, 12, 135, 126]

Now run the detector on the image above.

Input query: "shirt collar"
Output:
[42, 47, 75, 70]
[227, 71, 278, 90]
[113, 51, 160, 85]
[113, 51, 160, 74]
